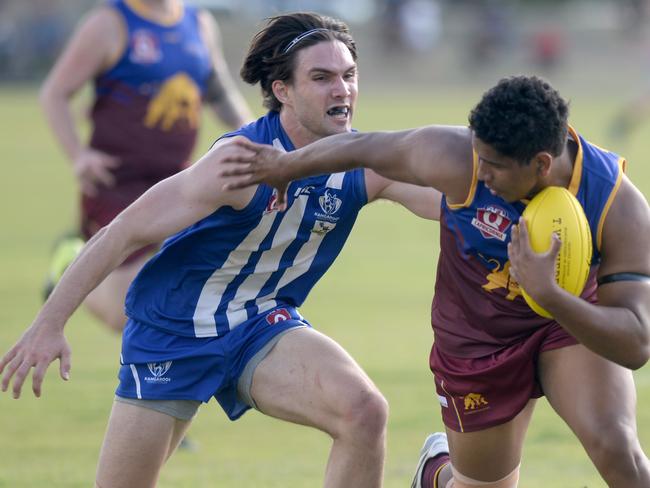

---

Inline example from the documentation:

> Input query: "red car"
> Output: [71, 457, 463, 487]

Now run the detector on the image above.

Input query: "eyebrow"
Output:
[478, 156, 503, 167]
[308, 65, 357, 75]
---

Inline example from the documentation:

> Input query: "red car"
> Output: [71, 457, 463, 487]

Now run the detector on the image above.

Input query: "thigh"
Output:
[447, 399, 536, 481]
[538, 344, 638, 441]
[96, 400, 192, 488]
[249, 327, 380, 432]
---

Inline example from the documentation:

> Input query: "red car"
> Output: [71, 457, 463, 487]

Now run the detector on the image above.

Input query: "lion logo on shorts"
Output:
[464, 393, 489, 411]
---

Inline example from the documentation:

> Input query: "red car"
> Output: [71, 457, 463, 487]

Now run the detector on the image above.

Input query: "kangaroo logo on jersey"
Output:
[471, 205, 512, 241]
[145, 361, 172, 384]
[266, 308, 291, 324]
[130, 29, 162, 64]
[318, 190, 342, 216]
[144, 73, 201, 130]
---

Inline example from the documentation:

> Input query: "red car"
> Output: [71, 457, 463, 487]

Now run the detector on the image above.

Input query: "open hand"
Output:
[73, 147, 121, 196]
[508, 218, 562, 302]
[0, 322, 71, 399]
[218, 138, 292, 210]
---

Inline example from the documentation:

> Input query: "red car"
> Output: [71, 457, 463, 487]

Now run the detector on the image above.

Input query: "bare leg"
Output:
[539, 344, 650, 488]
[95, 401, 192, 488]
[250, 327, 388, 488]
[85, 255, 150, 333]
[439, 399, 535, 485]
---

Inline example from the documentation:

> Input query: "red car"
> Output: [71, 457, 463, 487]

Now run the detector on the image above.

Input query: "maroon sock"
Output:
[422, 453, 450, 488]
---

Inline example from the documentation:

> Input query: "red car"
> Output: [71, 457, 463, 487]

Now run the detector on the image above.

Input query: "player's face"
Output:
[473, 135, 542, 202]
[281, 40, 358, 146]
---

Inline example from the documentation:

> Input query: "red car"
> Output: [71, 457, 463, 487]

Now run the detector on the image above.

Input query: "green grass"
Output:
[0, 85, 648, 487]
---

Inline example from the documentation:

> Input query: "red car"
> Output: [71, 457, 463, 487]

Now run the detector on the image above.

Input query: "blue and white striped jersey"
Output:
[125, 111, 368, 337]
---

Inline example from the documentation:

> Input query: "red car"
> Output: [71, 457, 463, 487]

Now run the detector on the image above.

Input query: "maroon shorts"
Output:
[80, 182, 157, 265]
[430, 323, 578, 433]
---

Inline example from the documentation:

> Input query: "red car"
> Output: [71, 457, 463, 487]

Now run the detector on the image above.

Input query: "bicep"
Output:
[597, 178, 650, 314]
[365, 170, 441, 220]
[373, 126, 473, 201]
[111, 139, 249, 245]
[111, 169, 220, 247]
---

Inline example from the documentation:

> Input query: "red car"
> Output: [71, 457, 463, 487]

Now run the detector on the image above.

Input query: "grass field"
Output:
[0, 85, 648, 487]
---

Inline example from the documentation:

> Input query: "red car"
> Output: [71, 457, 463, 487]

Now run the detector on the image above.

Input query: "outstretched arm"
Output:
[509, 177, 650, 369]
[221, 126, 474, 209]
[0, 139, 256, 398]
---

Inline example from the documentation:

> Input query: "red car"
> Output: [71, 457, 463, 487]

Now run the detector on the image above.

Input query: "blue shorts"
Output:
[116, 307, 310, 420]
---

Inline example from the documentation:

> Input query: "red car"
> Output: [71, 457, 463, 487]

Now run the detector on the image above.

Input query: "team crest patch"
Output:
[318, 190, 342, 216]
[130, 29, 162, 64]
[145, 361, 172, 384]
[264, 191, 278, 214]
[266, 308, 291, 324]
[471, 205, 512, 241]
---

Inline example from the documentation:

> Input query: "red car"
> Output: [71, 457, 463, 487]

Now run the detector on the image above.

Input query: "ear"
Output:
[534, 152, 553, 177]
[271, 80, 290, 105]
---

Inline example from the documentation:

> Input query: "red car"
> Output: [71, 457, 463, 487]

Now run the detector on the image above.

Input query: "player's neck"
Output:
[126, 0, 182, 24]
[278, 110, 320, 150]
[550, 139, 578, 189]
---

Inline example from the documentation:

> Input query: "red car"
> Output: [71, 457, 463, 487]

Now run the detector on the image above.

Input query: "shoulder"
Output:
[599, 176, 650, 272]
[195, 8, 220, 45]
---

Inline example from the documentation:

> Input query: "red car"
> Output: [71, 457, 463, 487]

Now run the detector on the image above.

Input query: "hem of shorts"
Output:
[115, 391, 209, 403]
[443, 406, 528, 433]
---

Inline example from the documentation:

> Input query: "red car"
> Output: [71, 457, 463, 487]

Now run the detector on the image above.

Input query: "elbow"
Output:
[38, 79, 59, 113]
[624, 332, 650, 371]
[625, 353, 649, 371]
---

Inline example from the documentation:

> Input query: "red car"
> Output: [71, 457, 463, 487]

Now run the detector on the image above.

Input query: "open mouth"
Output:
[326, 105, 350, 119]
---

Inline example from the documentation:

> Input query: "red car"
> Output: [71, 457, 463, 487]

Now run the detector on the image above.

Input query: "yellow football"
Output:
[519, 186, 592, 318]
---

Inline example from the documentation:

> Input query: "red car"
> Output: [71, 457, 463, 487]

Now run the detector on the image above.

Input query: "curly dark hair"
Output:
[240, 12, 357, 112]
[468, 75, 569, 164]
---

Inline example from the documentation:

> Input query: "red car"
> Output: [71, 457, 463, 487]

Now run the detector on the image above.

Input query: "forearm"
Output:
[38, 224, 141, 329]
[39, 87, 82, 162]
[211, 95, 253, 130]
[540, 289, 650, 369]
[285, 131, 424, 185]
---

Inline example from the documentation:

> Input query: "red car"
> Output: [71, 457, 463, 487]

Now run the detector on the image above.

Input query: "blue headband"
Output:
[283, 28, 330, 54]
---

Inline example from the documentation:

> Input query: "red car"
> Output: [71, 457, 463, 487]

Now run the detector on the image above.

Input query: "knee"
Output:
[584, 421, 648, 482]
[334, 387, 388, 443]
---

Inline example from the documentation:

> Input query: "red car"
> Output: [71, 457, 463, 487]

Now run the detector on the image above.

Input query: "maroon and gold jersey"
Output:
[432, 127, 626, 357]
[89, 0, 212, 193]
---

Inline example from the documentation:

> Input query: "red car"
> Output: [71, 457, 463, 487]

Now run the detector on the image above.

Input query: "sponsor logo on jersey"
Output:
[471, 205, 512, 241]
[130, 29, 162, 64]
[145, 361, 172, 384]
[312, 220, 337, 235]
[266, 308, 291, 324]
[463, 392, 489, 413]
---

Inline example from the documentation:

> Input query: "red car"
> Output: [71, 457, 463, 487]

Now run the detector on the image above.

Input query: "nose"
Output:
[331, 76, 351, 98]
[477, 161, 490, 183]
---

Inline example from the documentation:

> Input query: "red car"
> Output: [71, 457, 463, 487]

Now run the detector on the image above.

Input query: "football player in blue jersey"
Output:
[39, 0, 253, 333]
[219, 75, 650, 488]
[1, 12, 441, 488]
